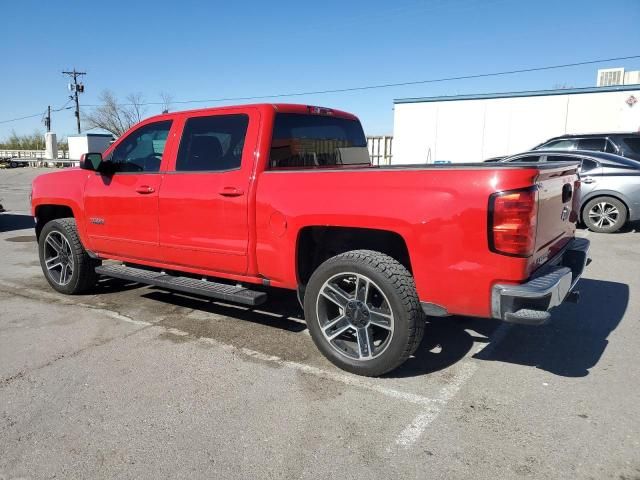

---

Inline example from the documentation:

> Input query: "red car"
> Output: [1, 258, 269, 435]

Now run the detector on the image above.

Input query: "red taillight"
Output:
[489, 187, 538, 257]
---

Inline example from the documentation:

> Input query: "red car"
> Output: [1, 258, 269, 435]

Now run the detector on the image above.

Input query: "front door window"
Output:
[107, 121, 172, 173]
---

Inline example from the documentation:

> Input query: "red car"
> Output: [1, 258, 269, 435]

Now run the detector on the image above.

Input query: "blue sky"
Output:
[1, 0, 639, 140]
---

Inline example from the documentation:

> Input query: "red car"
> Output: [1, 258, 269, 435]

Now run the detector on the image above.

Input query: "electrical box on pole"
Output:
[62, 69, 86, 134]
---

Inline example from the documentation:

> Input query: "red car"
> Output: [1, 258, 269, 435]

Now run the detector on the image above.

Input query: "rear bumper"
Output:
[491, 237, 590, 325]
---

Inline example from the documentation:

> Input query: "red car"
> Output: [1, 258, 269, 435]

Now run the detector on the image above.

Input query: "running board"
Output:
[95, 264, 267, 306]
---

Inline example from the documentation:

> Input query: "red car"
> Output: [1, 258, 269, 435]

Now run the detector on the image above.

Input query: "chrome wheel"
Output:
[316, 272, 394, 361]
[43, 231, 74, 286]
[588, 202, 619, 229]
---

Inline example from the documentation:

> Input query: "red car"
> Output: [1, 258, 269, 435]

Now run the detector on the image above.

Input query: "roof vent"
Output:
[597, 68, 625, 87]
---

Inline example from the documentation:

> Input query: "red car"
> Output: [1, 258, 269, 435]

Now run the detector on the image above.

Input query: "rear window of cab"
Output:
[270, 113, 369, 169]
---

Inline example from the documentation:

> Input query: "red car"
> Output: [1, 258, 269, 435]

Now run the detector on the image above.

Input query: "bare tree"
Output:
[85, 90, 147, 137]
[159, 92, 174, 114]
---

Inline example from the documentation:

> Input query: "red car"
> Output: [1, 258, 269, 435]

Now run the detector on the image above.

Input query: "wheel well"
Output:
[35, 205, 74, 239]
[581, 194, 629, 222]
[296, 226, 411, 286]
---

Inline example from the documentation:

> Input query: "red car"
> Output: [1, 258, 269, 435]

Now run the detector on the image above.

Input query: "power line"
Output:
[0, 112, 44, 125]
[0, 102, 73, 126]
[83, 54, 640, 107]
[1, 54, 638, 125]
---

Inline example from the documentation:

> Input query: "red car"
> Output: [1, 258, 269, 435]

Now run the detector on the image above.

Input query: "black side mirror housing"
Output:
[80, 152, 103, 171]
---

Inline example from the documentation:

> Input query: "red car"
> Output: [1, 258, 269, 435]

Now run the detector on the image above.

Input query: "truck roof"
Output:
[144, 103, 359, 123]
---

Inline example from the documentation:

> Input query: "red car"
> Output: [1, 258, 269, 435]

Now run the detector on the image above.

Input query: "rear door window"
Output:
[176, 114, 249, 172]
[547, 155, 598, 173]
[270, 113, 369, 168]
[545, 155, 581, 163]
[577, 138, 606, 151]
[507, 155, 543, 163]
[540, 139, 577, 150]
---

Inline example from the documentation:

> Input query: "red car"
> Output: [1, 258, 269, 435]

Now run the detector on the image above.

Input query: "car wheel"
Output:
[304, 250, 424, 377]
[38, 218, 98, 294]
[9, 161, 17, 168]
[583, 196, 627, 233]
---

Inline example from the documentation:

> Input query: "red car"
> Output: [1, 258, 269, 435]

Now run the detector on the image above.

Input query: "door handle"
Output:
[219, 186, 244, 197]
[135, 185, 155, 194]
[582, 177, 595, 184]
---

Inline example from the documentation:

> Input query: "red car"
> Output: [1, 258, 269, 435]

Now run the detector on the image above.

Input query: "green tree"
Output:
[0, 130, 45, 150]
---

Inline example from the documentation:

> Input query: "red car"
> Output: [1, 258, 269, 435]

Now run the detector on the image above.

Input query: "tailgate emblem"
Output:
[561, 207, 570, 221]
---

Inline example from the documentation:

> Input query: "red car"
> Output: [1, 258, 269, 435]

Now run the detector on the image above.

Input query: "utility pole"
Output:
[44, 105, 51, 132]
[62, 69, 86, 134]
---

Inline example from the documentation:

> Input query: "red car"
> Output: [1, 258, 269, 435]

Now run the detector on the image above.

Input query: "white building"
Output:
[392, 84, 640, 164]
[68, 133, 113, 161]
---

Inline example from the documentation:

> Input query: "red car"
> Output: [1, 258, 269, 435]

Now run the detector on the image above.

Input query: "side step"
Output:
[95, 264, 267, 306]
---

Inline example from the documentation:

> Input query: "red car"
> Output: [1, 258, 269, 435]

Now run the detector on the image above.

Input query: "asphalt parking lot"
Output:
[1, 167, 639, 480]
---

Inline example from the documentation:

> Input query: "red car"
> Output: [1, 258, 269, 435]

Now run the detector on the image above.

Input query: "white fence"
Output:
[0, 149, 74, 168]
[0, 149, 69, 159]
[1, 138, 394, 168]
[367, 136, 393, 165]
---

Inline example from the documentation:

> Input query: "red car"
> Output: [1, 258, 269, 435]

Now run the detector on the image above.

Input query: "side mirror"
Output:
[80, 152, 103, 171]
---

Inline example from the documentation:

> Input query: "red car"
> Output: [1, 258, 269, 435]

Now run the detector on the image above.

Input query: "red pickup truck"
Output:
[31, 104, 589, 376]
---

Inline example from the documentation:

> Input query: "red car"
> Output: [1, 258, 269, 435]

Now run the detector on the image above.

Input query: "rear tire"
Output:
[583, 196, 627, 233]
[38, 218, 98, 294]
[304, 250, 424, 377]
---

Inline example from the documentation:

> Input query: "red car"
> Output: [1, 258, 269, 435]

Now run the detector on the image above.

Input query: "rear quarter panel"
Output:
[255, 166, 544, 318]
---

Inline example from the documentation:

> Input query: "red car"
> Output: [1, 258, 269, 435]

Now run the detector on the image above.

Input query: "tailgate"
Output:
[529, 163, 580, 274]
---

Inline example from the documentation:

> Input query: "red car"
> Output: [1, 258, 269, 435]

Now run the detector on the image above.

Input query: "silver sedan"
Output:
[498, 150, 640, 233]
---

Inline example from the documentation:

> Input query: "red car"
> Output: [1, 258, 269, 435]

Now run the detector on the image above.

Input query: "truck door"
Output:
[158, 109, 260, 275]
[83, 120, 175, 261]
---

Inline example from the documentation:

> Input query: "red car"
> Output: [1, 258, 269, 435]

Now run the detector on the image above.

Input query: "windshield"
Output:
[270, 113, 369, 168]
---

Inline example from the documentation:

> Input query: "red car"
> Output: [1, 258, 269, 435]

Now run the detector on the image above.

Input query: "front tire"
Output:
[38, 218, 98, 294]
[583, 196, 627, 233]
[304, 250, 424, 377]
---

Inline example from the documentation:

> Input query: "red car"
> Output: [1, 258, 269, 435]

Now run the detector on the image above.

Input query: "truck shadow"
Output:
[110, 275, 627, 379]
[142, 288, 307, 333]
[92, 277, 147, 295]
[391, 278, 628, 378]
[617, 220, 640, 233]
[0, 214, 34, 233]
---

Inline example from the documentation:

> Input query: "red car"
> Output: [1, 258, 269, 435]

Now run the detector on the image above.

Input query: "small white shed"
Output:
[68, 133, 113, 161]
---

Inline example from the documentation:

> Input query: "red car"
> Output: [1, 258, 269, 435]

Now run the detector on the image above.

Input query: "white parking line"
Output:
[391, 321, 512, 451]
[0, 278, 512, 452]
[392, 361, 478, 449]
[199, 336, 440, 407]
[0, 279, 440, 408]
